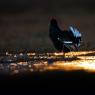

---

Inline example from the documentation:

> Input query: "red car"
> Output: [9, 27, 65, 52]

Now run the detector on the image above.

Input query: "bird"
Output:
[49, 17, 82, 54]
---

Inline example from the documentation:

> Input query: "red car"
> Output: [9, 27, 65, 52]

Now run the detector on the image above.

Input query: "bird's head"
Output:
[49, 16, 58, 26]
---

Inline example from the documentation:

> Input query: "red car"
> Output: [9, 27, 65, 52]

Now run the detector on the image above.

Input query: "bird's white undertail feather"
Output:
[69, 26, 82, 37]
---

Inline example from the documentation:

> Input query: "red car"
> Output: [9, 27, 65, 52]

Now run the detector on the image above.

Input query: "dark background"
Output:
[0, 0, 95, 51]
[0, 0, 95, 93]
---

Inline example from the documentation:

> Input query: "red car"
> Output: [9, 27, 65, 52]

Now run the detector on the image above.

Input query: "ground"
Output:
[0, 51, 95, 91]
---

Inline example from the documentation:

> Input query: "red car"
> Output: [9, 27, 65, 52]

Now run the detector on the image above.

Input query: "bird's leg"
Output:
[62, 51, 65, 58]
[61, 51, 67, 62]
[62, 50, 65, 59]
[62, 44, 67, 61]
[62, 44, 65, 58]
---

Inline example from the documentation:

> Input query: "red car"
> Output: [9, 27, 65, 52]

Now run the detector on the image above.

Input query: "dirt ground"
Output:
[0, 51, 94, 93]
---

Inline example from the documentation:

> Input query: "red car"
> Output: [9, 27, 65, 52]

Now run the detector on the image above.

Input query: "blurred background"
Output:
[0, 0, 95, 51]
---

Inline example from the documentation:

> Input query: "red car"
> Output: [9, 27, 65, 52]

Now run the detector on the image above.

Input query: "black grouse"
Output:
[49, 17, 82, 53]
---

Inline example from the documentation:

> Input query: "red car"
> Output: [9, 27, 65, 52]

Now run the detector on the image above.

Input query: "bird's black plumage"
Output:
[49, 18, 82, 53]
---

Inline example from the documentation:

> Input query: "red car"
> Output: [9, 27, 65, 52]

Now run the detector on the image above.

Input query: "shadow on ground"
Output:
[0, 70, 95, 88]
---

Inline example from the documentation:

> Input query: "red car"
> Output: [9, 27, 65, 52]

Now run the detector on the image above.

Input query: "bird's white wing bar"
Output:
[57, 38, 73, 44]
[63, 41, 73, 44]
[57, 38, 77, 51]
